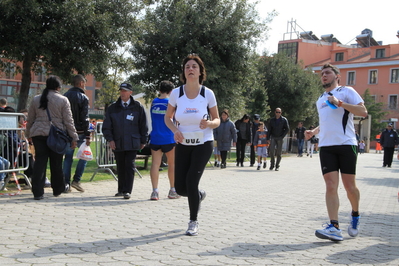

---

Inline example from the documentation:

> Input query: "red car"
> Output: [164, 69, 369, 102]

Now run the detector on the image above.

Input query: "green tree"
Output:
[362, 88, 387, 137]
[130, 0, 276, 116]
[257, 53, 322, 128]
[0, 0, 145, 111]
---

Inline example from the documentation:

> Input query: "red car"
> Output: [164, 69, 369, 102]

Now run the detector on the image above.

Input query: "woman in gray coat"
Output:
[214, 110, 237, 168]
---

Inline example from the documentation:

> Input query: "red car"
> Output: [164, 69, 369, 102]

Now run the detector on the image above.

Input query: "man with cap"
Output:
[250, 114, 261, 166]
[102, 83, 148, 199]
[379, 123, 398, 167]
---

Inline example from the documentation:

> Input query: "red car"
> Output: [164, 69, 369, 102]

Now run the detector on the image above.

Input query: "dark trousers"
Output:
[31, 136, 65, 197]
[383, 147, 395, 167]
[236, 139, 247, 164]
[220, 150, 228, 165]
[250, 144, 256, 165]
[175, 141, 213, 221]
[269, 138, 283, 167]
[114, 150, 137, 194]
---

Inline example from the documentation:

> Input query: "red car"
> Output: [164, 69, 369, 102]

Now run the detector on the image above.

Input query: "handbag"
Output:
[46, 108, 72, 154]
[310, 137, 319, 144]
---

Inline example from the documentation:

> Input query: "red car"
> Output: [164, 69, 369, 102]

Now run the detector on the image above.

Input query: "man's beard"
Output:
[322, 81, 334, 89]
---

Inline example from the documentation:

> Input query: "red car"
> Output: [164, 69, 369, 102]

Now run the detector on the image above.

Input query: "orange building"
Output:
[0, 63, 101, 111]
[278, 28, 399, 126]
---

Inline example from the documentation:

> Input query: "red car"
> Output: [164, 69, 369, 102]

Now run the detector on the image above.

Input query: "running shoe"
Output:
[186, 220, 199, 236]
[263, 162, 267, 169]
[150, 191, 159, 200]
[257, 165, 260, 170]
[315, 223, 343, 241]
[348, 215, 360, 237]
[198, 189, 206, 211]
[168, 189, 181, 199]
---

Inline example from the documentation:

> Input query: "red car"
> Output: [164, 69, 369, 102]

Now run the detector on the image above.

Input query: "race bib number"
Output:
[182, 131, 204, 146]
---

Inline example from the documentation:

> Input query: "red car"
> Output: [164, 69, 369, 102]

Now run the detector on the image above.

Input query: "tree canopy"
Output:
[130, 0, 276, 117]
[0, 0, 144, 110]
[257, 53, 322, 128]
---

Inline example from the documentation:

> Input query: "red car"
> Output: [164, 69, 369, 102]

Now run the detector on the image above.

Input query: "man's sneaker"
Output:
[348, 215, 360, 237]
[168, 189, 180, 199]
[44, 177, 51, 188]
[71, 181, 85, 192]
[198, 189, 206, 211]
[150, 191, 159, 200]
[257, 165, 260, 170]
[214, 161, 217, 167]
[186, 220, 199, 236]
[315, 223, 343, 241]
[263, 162, 267, 169]
[63, 184, 71, 193]
[269, 165, 274, 170]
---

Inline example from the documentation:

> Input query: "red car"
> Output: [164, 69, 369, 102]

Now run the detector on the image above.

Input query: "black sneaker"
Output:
[257, 165, 260, 170]
[269, 165, 274, 170]
[263, 162, 267, 169]
[214, 161, 218, 167]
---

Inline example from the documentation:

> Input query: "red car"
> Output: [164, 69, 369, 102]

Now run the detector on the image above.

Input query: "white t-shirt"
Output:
[169, 85, 217, 145]
[316, 86, 363, 147]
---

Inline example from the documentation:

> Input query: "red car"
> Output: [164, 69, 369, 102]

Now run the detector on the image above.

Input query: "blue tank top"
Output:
[150, 97, 175, 145]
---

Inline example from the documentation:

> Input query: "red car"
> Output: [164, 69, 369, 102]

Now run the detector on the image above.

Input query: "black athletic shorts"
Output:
[319, 145, 358, 175]
[149, 143, 176, 153]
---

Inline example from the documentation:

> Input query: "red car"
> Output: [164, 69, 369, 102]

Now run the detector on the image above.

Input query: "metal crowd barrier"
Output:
[90, 122, 143, 181]
[0, 112, 31, 193]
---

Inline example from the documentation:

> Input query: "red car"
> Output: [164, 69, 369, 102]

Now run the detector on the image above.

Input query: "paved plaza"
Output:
[1, 151, 398, 266]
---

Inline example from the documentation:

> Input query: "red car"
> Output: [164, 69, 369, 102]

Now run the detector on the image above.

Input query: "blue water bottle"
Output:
[325, 92, 337, 109]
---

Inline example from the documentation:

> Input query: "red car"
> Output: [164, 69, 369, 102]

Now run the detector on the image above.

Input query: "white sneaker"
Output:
[186, 220, 199, 236]
[348, 215, 360, 237]
[315, 223, 343, 241]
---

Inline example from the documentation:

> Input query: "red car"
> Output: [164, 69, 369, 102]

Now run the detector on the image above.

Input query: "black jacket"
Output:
[102, 96, 148, 152]
[267, 116, 289, 140]
[380, 129, 399, 148]
[64, 87, 90, 137]
[234, 119, 251, 142]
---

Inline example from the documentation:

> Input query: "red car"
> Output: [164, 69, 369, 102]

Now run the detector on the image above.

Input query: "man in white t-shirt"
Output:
[305, 64, 368, 241]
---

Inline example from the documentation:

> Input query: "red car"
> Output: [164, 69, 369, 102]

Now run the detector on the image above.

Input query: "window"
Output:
[369, 70, 377, 84]
[278, 42, 298, 62]
[4, 63, 15, 79]
[34, 67, 47, 82]
[347, 71, 355, 85]
[335, 52, 344, 62]
[391, 69, 399, 83]
[370, 95, 377, 103]
[389, 95, 397, 109]
[376, 49, 385, 58]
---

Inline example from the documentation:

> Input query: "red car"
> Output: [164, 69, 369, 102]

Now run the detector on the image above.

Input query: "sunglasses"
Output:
[275, 111, 281, 113]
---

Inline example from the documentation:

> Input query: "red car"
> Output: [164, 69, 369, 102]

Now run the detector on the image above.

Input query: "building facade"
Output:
[278, 29, 399, 125]
[0, 62, 100, 111]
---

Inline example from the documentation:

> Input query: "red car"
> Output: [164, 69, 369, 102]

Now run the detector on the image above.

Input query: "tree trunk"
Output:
[17, 56, 32, 111]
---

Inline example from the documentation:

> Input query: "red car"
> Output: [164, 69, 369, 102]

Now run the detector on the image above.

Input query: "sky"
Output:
[253, 0, 399, 54]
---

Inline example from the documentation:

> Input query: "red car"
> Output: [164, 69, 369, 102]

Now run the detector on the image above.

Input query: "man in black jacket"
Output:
[380, 123, 398, 167]
[267, 107, 289, 171]
[63, 75, 90, 192]
[102, 83, 148, 199]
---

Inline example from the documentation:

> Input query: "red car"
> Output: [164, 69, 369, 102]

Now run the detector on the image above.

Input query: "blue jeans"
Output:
[0, 156, 10, 181]
[297, 139, 304, 155]
[63, 134, 87, 184]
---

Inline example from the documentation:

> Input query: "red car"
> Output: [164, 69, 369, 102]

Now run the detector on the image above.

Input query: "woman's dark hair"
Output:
[159, 80, 174, 94]
[39, 76, 62, 110]
[180, 53, 206, 84]
[241, 114, 250, 121]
